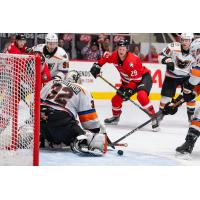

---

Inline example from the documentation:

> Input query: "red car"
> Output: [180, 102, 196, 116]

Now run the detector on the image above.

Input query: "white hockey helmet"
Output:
[66, 70, 81, 84]
[190, 38, 200, 58]
[180, 33, 194, 40]
[45, 33, 58, 43]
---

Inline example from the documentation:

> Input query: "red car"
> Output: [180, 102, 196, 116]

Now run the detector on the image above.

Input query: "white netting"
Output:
[0, 53, 39, 165]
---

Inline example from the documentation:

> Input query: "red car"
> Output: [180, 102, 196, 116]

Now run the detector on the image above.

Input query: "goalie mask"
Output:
[66, 70, 81, 84]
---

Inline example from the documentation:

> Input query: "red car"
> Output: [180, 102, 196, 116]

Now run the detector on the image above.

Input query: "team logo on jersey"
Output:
[129, 63, 134, 67]
[176, 56, 191, 69]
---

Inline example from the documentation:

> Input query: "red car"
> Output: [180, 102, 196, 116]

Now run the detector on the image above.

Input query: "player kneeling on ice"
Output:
[90, 39, 159, 131]
[40, 71, 107, 156]
[163, 39, 200, 156]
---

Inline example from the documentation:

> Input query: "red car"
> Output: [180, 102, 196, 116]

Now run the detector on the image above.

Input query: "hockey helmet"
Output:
[117, 39, 129, 47]
[190, 38, 200, 58]
[16, 34, 26, 40]
[180, 33, 194, 40]
[45, 33, 58, 43]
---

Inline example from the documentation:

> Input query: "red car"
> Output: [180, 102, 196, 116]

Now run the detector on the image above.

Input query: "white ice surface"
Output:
[40, 100, 200, 166]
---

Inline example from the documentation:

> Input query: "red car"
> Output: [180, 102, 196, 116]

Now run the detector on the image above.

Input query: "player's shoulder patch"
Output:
[169, 42, 181, 49]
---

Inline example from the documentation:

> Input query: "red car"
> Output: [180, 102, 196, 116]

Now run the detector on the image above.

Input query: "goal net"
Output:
[0, 53, 41, 166]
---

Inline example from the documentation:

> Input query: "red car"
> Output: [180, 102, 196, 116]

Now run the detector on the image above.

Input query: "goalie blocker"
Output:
[40, 71, 107, 156]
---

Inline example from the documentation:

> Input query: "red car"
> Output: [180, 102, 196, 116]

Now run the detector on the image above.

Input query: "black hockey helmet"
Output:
[16, 34, 26, 40]
[117, 39, 129, 47]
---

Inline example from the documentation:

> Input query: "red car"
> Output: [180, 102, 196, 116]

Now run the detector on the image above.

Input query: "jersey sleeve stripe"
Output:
[191, 68, 200, 77]
[191, 119, 200, 128]
[79, 112, 98, 123]
[78, 109, 96, 115]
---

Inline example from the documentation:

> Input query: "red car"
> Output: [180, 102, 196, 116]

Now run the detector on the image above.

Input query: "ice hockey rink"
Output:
[40, 100, 200, 166]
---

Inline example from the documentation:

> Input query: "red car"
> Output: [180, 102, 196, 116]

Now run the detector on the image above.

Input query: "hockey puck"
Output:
[117, 150, 123, 156]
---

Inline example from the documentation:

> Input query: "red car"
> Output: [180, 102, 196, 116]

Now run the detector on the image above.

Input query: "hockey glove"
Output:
[163, 102, 178, 115]
[90, 63, 101, 78]
[166, 62, 175, 71]
[117, 87, 135, 101]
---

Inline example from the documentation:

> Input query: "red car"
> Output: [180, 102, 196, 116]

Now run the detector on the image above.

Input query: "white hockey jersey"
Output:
[188, 57, 200, 86]
[159, 42, 195, 78]
[40, 79, 100, 130]
[32, 44, 69, 78]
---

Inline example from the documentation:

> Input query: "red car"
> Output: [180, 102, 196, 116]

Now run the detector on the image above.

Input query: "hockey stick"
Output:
[113, 97, 185, 144]
[106, 135, 115, 149]
[106, 134, 128, 147]
[98, 75, 153, 117]
[113, 117, 153, 144]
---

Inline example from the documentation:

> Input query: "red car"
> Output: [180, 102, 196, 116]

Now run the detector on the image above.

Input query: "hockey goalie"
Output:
[40, 71, 107, 156]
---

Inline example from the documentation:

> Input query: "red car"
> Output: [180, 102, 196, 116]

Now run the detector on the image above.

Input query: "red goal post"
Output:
[0, 53, 41, 166]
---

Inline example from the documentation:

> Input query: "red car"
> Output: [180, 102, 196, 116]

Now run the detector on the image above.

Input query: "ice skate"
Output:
[151, 118, 160, 132]
[104, 116, 120, 125]
[176, 140, 194, 155]
[175, 140, 194, 160]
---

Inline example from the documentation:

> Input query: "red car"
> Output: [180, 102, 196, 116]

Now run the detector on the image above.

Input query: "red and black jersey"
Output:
[6, 42, 26, 54]
[98, 51, 150, 89]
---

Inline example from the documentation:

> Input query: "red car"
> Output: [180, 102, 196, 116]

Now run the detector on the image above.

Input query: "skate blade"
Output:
[175, 152, 192, 160]
[104, 122, 119, 125]
[152, 127, 160, 132]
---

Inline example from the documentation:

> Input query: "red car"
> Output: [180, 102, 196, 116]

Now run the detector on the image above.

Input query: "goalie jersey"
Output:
[40, 79, 100, 130]
[159, 42, 195, 78]
[32, 44, 69, 78]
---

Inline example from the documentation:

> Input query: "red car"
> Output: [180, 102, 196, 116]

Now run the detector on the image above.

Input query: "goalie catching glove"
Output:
[70, 127, 107, 156]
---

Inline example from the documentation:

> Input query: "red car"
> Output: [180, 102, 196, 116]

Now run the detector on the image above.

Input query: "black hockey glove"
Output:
[163, 102, 178, 115]
[183, 82, 196, 102]
[166, 62, 175, 71]
[117, 87, 135, 101]
[90, 63, 101, 78]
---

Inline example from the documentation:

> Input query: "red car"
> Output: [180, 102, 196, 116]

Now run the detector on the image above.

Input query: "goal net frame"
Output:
[0, 53, 41, 166]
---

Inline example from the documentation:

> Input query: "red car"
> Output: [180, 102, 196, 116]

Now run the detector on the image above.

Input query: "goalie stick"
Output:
[106, 134, 128, 148]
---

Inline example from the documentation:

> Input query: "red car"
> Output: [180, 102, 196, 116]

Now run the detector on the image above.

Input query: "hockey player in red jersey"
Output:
[90, 39, 159, 131]
[5, 34, 51, 85]
[5, 34, 27, 54]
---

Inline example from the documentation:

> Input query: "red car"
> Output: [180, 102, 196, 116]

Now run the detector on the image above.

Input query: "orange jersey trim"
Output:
[192, 68, 200, 77]
[79, 112, 98, 123]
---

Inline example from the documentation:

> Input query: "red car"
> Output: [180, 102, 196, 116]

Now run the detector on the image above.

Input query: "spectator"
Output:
[81, 41, 103, 60]
[58, 38, 65, 48]
[58, 38, 70, 59]
[2, 34, 16, 53]
[76, 34, 91, 59]
[132, 45, 144, 61]
[144, 45, 159, 63]
[100, 38, 112, 53]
